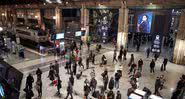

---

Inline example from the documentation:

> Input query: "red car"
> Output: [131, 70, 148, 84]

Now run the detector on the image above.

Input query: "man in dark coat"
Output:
[162, 58, 168, 71]
[86, 57, 90, 69]
[154, 77, 161, 95]
[146, 47, 150, 58]
[109, 77, 114, 90]
[72, 62, 77, 75]
[54, 61, 60, 75]
[150, 59, 155, 73]
[36, 68, 42, 80]
[84, 81, 91, 99]
[26, 74, 34, 90]
[115, 72, 121, 89]
[65, 82, 73, 99]
[69, 74, 74, 86]
[107, 90, 115, 99]
[123, 48, 127, 60]
[103, 74, 109, 91]
[92, 54, 95, 65]
[113, 49, 118, 63]
[78, 57, 84, 69]
[138, 59, 143, 72]
[116, 90, 121, 99]
[90, 77, 97, 93]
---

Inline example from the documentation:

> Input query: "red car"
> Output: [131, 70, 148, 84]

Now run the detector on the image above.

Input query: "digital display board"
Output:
[56, 33, 64, 39]
[137, 12, 153, 33]
[75, 31, 82, 37]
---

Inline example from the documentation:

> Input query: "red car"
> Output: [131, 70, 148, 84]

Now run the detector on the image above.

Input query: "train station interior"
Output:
[0, 0, 185, 99]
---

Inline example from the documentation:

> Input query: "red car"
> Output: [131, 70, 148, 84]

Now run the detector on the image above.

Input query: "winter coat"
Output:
[109, 78, 114, 90]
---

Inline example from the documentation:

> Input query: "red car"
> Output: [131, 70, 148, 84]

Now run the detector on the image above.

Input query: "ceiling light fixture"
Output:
[57, 0, 62, 3]
[46, 0, 52, 3]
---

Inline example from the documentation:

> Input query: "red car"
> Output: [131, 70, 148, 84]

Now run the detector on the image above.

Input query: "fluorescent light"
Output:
[1, 13, 5, 16]
[53, 16, 56, 19]
[0, 27, 3, 32]
[46, 0, 52, 3]
[57, 0, 62, 3]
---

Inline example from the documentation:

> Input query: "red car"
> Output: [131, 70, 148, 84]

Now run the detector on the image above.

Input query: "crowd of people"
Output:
[23, 39, 184, 99]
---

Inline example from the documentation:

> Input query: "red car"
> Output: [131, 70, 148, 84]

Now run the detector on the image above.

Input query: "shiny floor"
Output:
[6, 44, 185, 99]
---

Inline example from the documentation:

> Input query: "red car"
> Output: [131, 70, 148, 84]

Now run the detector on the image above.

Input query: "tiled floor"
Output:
[7, 44, 185, 99]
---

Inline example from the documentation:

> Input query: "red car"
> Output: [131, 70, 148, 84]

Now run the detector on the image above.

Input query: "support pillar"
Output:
[55, 6, 62, 33]
[36, 9, 42, 28]
[173, 10, 185, 65]
[24, 10, 28, 25]
[81, 4, 89, 42]
[117, 1, 129, 48]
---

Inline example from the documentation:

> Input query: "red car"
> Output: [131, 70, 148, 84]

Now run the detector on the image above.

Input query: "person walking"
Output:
[154, 53, 159, 61]
[154, 77, 161, 95]
[72, 62, 77, 75]
[78, 57, 84, 69]
[100, 55, 107, 67]
[80, 40, 83, 50]
[86, 57, 90, 69]
[107, 90, 115, 99]
[150, 59, 155, 73]
[115, 72, 121, 89]
[90, 77, 97, 93]
[128, 54, 134, 66]
[35, 78, 42, 97]
[69, 74, 74, 86]
[118, 48, 123, 61]
[87, 42, 90, 51]
[103, 74, 109, 91]
[113, 49, 118, 63]
[36, 68, 42, 80]
[128, 63, 137, 74]
[57, 76, 62, 95]
[84, 79, 91, 99]
[65, 81, 73, 99]
[25, 74, 34, 90]
[90, 69, 96, 79]
[116, 90, 121, 99]
[92, 54, 95, 65]
[138, 59, 143, 72]
[123, 48, 127, 60]
[109, 77, 115, 90]
[162, 58, 168, 71]
[54, 61, 60, 76]
[48, 67, 55, 83]
[146, 47, 150, 58]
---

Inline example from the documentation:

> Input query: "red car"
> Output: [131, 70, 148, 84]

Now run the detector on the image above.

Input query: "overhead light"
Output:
[1, 13, 5, 16]
[53, 16, 56, 19]
[66, 2, 68, 4]
[43, 3, 46, 5]
[57, 0, 62, 3]
[46, 0, 52, 3]
[0, 27, 3, 32]
[35, 16, 38, 18]
[149, 2, 153, 5]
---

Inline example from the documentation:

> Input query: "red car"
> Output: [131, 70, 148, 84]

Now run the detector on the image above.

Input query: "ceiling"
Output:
[0, 0, 44, 5]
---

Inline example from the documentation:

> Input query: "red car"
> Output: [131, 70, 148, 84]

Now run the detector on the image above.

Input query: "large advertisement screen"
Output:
[137, 12, 153, 33]
[56, 33, 64, 40]
[75, 31, 82, 37]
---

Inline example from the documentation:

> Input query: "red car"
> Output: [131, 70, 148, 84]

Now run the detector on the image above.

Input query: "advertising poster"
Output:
[137, 12, 153, 33]
[151, 34, 163, 53]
